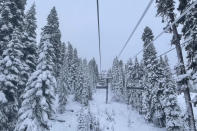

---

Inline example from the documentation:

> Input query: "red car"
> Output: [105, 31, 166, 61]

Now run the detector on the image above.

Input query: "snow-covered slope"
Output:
[51, 89, 165, 131]
[89, 89, 165, 131]
[51, 96, 82, 131]
[177, 92, 197, 118]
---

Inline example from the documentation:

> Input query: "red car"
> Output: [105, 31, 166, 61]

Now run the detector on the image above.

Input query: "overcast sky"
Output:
[26, 0, 186, 71]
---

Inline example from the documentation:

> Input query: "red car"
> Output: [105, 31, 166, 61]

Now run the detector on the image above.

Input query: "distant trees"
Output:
[125, 58, 143, 113]
[74, 58, 97, 106]
[0, 0, 195, 131]
[88, 58, 99, 92]
[111, 57, 125, 102]
[0, 1, 100, 129]
[110, 26, 181, 130]
[57, 41, 99, 109]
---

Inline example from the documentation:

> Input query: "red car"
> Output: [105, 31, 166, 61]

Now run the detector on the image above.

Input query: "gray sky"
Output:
[26, 0, 186, 71]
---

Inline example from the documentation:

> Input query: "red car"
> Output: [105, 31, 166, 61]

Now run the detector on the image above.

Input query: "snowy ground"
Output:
[177, 93, 197, 118]
[51, 89, 165, 131]
[51, 95, 82, 131]
[89, 89, 165, 131]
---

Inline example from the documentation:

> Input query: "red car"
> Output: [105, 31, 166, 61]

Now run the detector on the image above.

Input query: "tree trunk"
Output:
[169, 13, 196, 131]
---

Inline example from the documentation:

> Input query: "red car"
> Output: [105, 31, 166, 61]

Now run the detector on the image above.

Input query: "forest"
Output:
[0, 0, 197, 131]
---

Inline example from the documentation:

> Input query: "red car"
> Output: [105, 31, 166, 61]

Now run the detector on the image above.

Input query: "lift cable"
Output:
[130, 0, 197, 61]
[156, 38, 192, 60]
[118, 0, 154, 59]
[96, 0, 102, 73]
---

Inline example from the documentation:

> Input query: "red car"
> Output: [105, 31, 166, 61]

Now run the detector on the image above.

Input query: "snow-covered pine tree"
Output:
[56, 42, 66, 94]
[111, 57, 125, 102]
[178, 0, 191, 14]
[141, 26, 164, 124]
[134, 58, 144, 114]
[23, 3, 38, 75]
[156, 0, 196, 130]
[15, 21, 56, 131]
[73, 48, 79, 93]
[111, 57, 119, 93]
[0, 28, 25, 131]
[180, 0, 197, 85]
[60, 42, 67, 67]
[0, 0, 26, 56]
[82, 59, 91, 104]
[0, 0, 28, 129]
[88, 58, 99, 93]
[58, 66, 68, 114]
[125, 59, 134, 105]
[57, 44, 68, 113]
[119, 60, 126, 101]
[45, 7, 62, 78]
[75, 58, 91, 105]
[161, 56, 182, 131]
[151, 56, 166, 127]
[66, 42, 74, 93]
[131, 58, 144, 113]
[75, 58, 84, 102]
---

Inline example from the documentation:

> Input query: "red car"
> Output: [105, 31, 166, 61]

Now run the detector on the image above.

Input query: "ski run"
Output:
[1, 0, 197, 131]
[51, 89, 166, 131]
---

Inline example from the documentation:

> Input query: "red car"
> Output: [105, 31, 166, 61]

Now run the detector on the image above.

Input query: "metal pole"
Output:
[106, 78, 109, 104]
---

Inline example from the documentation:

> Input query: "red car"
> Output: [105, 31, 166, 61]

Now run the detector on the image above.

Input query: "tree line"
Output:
[0, 1, 99, 131]
[109, 0, 197, 130]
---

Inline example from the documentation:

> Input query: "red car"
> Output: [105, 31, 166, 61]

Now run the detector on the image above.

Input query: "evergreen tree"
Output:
[0, 0, 27, 129]
[73, 48, 79, 92]
[67, 42, 74, 93]
[156, 0, 175, 23]
[15, 22, 56, 131]
[180, 1, 197, 85]
[44, 7, 62, 78]
[141, 27, 164, 125]
[75, 59, 84, 102]
[119, 60, 125, 100]
[126, 58, 144, 113]
[125, 59, 134, 105]
[57, 66, 68, 114]
[57, 45, 68, 113]
[156, 0, 196, 129]
[23, 3, 38, 75]
[88, 58, 99, 92]
[111, 57, 125, 102]
[0, 0, 25, 56]
[82, 59, 91, 104]
[0, 28, 25, 131]
[60, 42, 66, 68]
[178, 0, 191, 13]
[74, 58, 91, 105]
[161, 56, 182, 131]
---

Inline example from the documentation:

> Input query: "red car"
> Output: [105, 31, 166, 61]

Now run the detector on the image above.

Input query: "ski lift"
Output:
[97, 73, 106, 86]
[96, 73, 112, 104]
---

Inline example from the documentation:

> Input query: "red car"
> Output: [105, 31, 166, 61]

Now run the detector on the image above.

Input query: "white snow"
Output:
[51, 95, 81, 131]
[51, 89, 165, 131]
[0, 91, 7, 103]
[177, 92, 197, 118]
